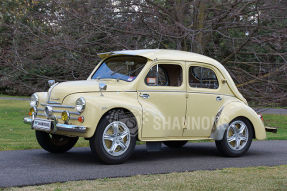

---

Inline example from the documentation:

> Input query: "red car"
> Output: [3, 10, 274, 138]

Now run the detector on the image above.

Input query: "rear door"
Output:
[183, 62, 228, 137]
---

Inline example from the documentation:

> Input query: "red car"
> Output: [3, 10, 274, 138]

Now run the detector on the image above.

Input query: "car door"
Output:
[137, 61, 187, 138]
[183, 62, 230, 137]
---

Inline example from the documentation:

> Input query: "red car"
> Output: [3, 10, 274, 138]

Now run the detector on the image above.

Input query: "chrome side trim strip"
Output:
[187, 91, 234, 97]
[41, 104, 75, 109]
[138, 90, 186, 93]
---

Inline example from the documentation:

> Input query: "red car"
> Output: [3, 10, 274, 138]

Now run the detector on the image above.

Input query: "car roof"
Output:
[97, 49, 247, 103]
[98, 49, 219, 65]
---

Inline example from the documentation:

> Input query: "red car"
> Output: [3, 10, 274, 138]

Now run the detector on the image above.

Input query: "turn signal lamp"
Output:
[78, 116, 84, 123]
[29, 107, 35, 116]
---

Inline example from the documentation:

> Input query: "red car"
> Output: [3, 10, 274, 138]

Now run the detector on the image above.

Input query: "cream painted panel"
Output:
[137, 61, 187, 138]
[184, 62, 232, 137]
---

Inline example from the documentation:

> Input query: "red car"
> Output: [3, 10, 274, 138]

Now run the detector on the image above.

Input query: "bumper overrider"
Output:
[24, 103, 87, 134]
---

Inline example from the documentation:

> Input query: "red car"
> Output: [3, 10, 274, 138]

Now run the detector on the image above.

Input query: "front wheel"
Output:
[89, 110, 137, 164]
[35, 131, 78, 153]
[215, 118, 253, 157]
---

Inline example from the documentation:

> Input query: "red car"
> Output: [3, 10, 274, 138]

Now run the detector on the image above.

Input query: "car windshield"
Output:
[91, 56, 147, 82]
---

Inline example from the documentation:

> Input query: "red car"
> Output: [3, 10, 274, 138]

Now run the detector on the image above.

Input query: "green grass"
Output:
[263, 114, 287, 140]
[4, 165, 287, 191]
[0, 100, 88, 151]
[0, 98, 286, 151]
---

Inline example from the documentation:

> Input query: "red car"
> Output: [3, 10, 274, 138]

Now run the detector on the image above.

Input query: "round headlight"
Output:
[76, 97, 86, 113]
[30, 93, 39, 107]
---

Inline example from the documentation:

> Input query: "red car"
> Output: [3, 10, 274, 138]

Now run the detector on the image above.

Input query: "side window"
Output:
[145, 64, 182, 87]
[189, 66, 219, 89]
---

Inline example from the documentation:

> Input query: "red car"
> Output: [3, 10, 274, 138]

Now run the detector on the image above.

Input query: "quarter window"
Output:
[145, 64, 182, 87]
[189, 66, 219, 89]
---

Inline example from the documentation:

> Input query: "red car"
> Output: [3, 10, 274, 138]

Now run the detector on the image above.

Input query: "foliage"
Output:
[0, 0, 286, 106]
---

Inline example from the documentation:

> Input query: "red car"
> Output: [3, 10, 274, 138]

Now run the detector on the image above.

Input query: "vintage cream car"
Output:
[24, 49, 271, 164]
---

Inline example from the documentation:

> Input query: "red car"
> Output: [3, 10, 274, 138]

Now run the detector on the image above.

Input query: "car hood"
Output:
[49, 80, 135, 103]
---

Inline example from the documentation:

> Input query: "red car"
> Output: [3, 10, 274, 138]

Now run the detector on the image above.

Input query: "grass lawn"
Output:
[0, 98, 286, 151]
[0, 100, 88, 151]
[263, 114, 287, 140]
[3, 165, 287, 191]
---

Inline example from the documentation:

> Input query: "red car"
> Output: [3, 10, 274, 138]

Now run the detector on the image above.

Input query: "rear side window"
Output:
[189, 66, 219, 89]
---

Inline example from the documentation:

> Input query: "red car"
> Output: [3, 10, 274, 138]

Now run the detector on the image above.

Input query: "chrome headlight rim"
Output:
[76, 97, 86, 113]
[30, 93, 39, 107]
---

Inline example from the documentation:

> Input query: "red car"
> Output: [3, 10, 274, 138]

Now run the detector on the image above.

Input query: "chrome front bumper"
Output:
[24, 117, 86, 133]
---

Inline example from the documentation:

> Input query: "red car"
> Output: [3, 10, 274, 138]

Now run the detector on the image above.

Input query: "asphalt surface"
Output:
[0, 141, 287, 188]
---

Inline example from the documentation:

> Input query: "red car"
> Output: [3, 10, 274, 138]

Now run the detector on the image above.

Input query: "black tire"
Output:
[215, 118, 253, 157]
[89, 110, 137, 164]
[35, 131, 78, 153]
[163, 141, 188, 148]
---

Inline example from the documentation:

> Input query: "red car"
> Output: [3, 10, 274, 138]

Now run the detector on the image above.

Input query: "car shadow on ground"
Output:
[33, 143, 268, 165]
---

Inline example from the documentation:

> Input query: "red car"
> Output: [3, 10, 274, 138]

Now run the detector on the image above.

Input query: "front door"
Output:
[138, 61, 187, 138]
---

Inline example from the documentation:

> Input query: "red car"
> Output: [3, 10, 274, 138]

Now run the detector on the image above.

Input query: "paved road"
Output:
[255, 108, 287, 115]
[0, 141, 287, 188]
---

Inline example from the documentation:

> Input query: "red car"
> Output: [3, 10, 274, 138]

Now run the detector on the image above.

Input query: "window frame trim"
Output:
[187, 63, 221, 91]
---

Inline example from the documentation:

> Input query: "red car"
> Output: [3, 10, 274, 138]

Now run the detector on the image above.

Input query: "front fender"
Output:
[62, 92, 142, 138]
[211, 101, 266, 140]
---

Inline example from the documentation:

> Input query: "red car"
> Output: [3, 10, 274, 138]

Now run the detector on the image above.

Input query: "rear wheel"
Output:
[35, 131, 78, 153]
[163, 141, 188, 148]
[215, 118, 253, 157]
[90, 110, 137, 164]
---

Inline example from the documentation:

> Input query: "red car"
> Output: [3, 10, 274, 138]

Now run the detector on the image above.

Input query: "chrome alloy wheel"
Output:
[226, 120, 249, 151]
[102, 121, 131, 157]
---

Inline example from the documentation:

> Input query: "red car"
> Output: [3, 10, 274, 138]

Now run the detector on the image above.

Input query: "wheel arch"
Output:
[92, 107, 140, 140]
[211, 101, 266, 140]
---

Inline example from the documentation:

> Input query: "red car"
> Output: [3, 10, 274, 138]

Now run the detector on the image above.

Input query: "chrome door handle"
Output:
[140, 93, 150, 99]
[216, 96, 222, 101]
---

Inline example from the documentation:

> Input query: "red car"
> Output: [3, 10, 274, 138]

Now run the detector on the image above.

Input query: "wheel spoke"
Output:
[118, 140, 127, 150]
[230, 124, 237, 134]
[120, 130, 129, 139]
[113, 122, 119, 135]
[103, 134, 114, 141]
[235, 138, 241, 149]
[239, 135, 248, 142]
[238, 124, 246, 134]
[227, 135, 236, 143]
[109, 141, 118, 153]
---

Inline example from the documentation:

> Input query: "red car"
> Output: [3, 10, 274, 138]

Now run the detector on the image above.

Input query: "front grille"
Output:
[36, 104, 80, 121]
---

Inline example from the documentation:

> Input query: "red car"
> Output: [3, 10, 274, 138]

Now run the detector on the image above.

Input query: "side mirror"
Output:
[99, 82, 107, 96]
[99, 82, 107, 91]
[48, 80, 56, 87]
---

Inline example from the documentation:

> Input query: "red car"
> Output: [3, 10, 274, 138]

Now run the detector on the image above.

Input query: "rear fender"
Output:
[210, 101, 266, 140]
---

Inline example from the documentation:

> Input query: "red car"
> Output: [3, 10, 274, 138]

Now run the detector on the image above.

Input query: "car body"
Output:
[24, 49, 270, 164]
